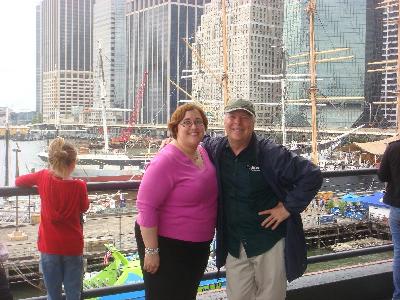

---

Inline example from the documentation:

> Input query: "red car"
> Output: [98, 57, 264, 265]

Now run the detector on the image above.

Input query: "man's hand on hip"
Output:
[259, 202, 290, 230]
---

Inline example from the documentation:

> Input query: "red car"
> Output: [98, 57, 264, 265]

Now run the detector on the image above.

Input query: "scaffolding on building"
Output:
[367, 0, 400, 131]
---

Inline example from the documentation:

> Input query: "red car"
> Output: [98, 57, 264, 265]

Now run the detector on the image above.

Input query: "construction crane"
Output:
[112, 71, 149, 145]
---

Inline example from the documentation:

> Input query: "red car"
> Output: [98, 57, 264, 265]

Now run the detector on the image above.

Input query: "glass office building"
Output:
[283, 0, 366, 128]
[89, 0, 126, 124]
[37, 0, 94, 123]
[36, 5, 42, 115]
[126, 0, 209, 125]
[93, 0, 126, 110]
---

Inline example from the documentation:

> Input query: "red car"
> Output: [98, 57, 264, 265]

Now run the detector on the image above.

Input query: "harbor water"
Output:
[0, 140, 47, 184]
[0, 140, 46, 204]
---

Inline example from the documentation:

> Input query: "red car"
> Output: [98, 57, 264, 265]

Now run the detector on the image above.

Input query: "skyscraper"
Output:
[283, 0, 366, 129]
[373, 0, 398, 127]
[90, 0, 126, 124]
[36, 5, 42, 116]
[192, 0, 284, 127]
[93, 0, 126, 110]
[358, 0, 385, 127]
[37, 0, 93, 124]
[126, 0, 209, 125]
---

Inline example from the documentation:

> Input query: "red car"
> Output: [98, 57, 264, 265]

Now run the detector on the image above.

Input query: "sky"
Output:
[0, 1, 40, 112]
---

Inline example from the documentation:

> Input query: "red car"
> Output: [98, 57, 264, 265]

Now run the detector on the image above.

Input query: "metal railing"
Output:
[0, 168, 379, 198]
[1, 168, 393, 300]
[0, 180, 140, 198]
[21, 243, 394, 300]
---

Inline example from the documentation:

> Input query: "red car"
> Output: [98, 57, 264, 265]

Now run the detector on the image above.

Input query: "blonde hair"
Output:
[48, 137, 77, 177]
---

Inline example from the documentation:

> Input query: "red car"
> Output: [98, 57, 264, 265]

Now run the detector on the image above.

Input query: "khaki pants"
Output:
[226, 239, 286, 300]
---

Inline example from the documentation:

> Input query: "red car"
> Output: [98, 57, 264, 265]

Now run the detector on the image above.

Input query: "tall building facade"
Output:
[36, 5, 42, 116]
[90, 0, 126, 124]
[375, 0, 398, 127]
[126, 0, 209, 125]
[358, 0, 400, 129]
[283, 0, 366, 129]
[192, 0, 284, 126]
[37, 0, 94, 124]
[360, 0, 384, 127]
[93, 0, 126, 110]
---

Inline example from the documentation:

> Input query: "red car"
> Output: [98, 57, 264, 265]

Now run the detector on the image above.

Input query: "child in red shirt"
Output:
[15, 137, 89, 300]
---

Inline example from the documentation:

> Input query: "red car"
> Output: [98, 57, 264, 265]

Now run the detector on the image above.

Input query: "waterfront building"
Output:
[36, 0, 94, 124]
[0, 107, 8, 126]
[283, 0, 367, 129]
[367, 0, 399, 127]
[88, 0, 126, 125]
[359, 0, 384, 127]
[10, 111, 38, 126]
[126, 0, 209, 125]
[192, 0, 283, 127]
[0, 107, 35, 126]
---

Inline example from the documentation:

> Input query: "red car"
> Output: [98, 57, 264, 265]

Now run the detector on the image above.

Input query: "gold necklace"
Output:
[191, 150, 200, 162]
[172, 140, 202, 165]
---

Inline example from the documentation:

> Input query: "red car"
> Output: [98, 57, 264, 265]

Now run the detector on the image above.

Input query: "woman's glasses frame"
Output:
[179, 119, 205, 128]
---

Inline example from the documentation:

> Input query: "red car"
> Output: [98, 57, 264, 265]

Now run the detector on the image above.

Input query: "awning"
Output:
[353, 135, 399, 155]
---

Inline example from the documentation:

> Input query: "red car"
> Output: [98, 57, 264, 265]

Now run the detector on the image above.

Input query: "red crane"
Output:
[112, 71, 148, 144]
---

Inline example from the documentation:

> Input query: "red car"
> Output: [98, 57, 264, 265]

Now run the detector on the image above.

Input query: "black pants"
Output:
[135, 222, 210, 300]
[0, 263, 13, 300]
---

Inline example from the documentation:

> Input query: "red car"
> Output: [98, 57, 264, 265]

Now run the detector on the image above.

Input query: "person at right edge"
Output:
[378, 138, 400, 300]
[202, 99, 323, 300]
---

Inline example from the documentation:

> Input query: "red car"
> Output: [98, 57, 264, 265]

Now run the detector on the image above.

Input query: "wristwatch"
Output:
[145, 247, 160, 255]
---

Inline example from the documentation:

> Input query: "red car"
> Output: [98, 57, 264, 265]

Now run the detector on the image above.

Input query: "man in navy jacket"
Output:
[202, 99, 322, 300]
[378, 138, 400, 300]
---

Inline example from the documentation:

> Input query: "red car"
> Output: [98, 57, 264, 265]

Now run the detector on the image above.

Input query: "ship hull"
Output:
[72, 165, 143, 182]
[73, 174, 142, 182]
[38, 151, 149, 182]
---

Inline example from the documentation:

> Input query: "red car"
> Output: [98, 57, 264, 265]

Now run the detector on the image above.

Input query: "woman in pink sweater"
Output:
[135, 104, 218, 300]
[15, 138, 89, 300]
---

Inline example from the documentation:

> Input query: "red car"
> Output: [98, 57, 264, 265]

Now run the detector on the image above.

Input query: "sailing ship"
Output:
[37, 149, 151, 182]
[37, 46, 154, 182]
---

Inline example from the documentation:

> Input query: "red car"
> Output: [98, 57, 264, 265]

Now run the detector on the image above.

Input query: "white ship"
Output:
[37, 149, 152, 182]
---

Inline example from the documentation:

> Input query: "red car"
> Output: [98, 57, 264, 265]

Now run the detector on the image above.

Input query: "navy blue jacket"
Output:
[378, 139, 400, 207]
[202, 134, 323, 282]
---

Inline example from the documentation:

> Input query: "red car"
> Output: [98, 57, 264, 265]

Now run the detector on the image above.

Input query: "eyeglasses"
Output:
[180, 119, 205, 128]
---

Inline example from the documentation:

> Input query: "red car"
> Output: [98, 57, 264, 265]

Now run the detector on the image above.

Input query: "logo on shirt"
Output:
[247, 165, 261, 172]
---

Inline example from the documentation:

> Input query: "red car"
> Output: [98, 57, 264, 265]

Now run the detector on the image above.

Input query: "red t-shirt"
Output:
[15, 169, 89, 255]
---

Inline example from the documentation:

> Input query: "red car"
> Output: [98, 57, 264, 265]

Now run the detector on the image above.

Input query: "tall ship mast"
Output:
[37, 46, 154, 182]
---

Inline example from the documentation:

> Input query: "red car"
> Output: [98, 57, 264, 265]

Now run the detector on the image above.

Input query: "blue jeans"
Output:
[40, 253, 83, 300]
[390, 207, 400, 300]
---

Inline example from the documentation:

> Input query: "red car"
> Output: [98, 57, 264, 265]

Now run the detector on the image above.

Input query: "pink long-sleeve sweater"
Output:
[136, 144, 218, 242]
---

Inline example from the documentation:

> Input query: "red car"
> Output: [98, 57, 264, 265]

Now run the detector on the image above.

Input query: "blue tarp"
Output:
[356, 192, 388, 208]
[342, 193, 359, 201]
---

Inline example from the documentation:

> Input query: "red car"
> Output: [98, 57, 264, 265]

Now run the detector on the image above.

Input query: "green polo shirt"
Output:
[220, 138, 286, 258]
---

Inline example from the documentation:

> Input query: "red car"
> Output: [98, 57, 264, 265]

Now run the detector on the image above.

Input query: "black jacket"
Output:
[378, 139, 400, 207]
[202, 134, 323, 282]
